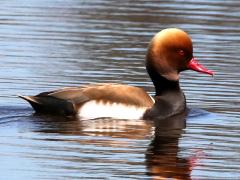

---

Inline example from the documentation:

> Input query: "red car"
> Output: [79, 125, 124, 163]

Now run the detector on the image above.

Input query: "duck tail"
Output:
[18, 95, 39, 104]
[18, 94, 42, 111]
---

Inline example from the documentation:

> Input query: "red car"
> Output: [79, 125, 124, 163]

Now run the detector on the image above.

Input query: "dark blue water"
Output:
[0, 0, 240, 179]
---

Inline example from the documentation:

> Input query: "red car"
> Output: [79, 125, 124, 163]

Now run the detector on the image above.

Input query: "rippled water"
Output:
[0, 0, 240, 179]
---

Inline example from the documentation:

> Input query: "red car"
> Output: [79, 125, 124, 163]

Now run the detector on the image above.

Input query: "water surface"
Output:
[0, 0, 240, 179]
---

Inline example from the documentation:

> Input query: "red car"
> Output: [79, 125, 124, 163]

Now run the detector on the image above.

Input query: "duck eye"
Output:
[178, 50, 185, 56]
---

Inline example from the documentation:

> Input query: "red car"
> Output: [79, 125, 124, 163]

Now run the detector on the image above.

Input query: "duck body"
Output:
[19, 28, 213, 120]
[19, 83, 155, 119]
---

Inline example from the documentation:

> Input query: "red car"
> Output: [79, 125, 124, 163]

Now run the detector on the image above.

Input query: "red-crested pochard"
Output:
[19, 28, 213, 120]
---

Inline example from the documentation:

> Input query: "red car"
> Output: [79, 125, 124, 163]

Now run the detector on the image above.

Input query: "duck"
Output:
[19, 28, 213, 120]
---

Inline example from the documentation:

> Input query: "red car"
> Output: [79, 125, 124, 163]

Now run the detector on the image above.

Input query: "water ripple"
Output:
[0, 0, 239, 179]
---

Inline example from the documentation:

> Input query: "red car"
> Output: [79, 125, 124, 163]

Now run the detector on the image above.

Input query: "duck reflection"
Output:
[27, 109, 195, 179]
[145, 110, 193, 179]
[31, 114, 153, 138]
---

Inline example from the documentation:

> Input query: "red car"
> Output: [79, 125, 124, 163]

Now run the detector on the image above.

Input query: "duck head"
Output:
[146, 28, 214, 81]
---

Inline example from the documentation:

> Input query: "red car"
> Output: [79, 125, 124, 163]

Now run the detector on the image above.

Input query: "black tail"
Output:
[18, 95, 43, 111]
[18, 95, 75, 115]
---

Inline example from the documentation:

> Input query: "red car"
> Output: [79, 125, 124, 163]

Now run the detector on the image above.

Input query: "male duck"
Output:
[19, 28, 213, 119]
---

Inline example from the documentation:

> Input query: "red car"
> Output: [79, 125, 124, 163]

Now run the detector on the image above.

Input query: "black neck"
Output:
[144, 65, 186, 120]
[146, 65, 180, 96]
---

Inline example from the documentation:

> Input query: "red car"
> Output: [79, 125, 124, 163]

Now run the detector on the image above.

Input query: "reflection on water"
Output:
[0, 0, 240, 179]
[146, 111, 189, 179]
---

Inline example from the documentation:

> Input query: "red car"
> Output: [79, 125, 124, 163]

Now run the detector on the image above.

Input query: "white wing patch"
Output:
[78, 100, 148, 120]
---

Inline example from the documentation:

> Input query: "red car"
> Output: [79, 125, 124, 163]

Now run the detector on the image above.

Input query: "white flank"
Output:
[78, 100, 148, 120]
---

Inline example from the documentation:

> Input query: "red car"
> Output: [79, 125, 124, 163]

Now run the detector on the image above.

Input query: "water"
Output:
[0, 0, 240, 179]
